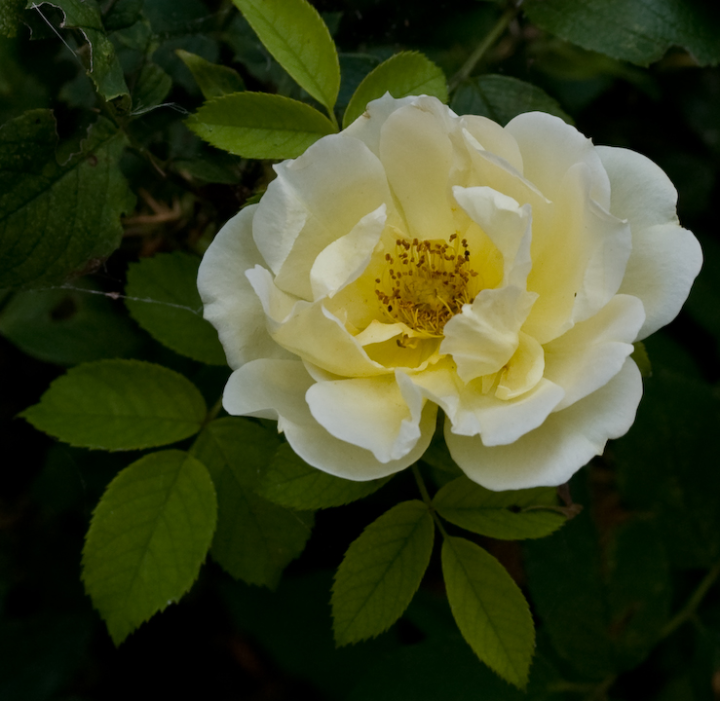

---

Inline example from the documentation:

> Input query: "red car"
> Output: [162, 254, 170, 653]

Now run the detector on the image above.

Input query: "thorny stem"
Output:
[448, 0, 523, 92]
[411, 464, 448, 538]
[660, 559, 720, 639]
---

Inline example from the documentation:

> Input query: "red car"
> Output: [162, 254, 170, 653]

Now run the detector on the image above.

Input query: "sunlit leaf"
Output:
[442, 536, 534, 688]
[433, 476, 566, 540]
[0, 111, 134, 289]
[125, 252, 226, 366]
[332, 500, 434, 645]
[82, 450, 217, 644]
[187, 91, 336, 159]
[21, 359, 207, 450]
[191, 417, 313, 588]
[343, 51, 448, 128]
[259, 443, 392, 510]
[233, 0, 340, 111]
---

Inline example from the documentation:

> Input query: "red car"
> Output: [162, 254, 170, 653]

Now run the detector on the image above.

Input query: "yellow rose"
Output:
[198, 95, 701, 490]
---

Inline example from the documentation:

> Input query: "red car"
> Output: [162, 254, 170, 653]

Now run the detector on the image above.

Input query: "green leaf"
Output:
[524, 0, 720, 67]
[0, 282, 141, 365]
[191, 417, 313, 588]
[125, 251, 226, 366]
[450, 75, 573, 126]
[343, 51, 448, 129]
[433, 476, 566, 540]
[606, 519, 671, 669]
[21, 359, 207, 450]
[132, 62, 172, 112]
[614, 371, 720, 568]
[524, 476, 617, 679]
[441, 536, 534, 689]
[82, 450, 217, 644]
[233, 0, 340, 111]
[332, 500, 434, 645]
[187, 91, 336, 160]
[0, 111, 135, 289]
[176, 49, 245, 100]
[29, 0, 130, 105]
[259, 442, 391, 510]
[1, 0, 24, 37]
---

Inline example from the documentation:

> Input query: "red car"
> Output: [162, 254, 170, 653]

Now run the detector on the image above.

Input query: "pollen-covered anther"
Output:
[375, 234, 479, 337]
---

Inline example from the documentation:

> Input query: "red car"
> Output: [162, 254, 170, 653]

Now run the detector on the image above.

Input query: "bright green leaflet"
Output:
[21, 359, 207, 450]
[176, 49, 245, 99]
[0, 283, 141, 365]
[125, 251, 226, 366]
[259, 443, 392, 510]
[332, 500, 434, 646]
[233, 0, 340, 112]
[342, 51, 448, 129]
[450, 75, 573, 126]
[28, 0, 130, 105]
[441, 536, 535, 689]
[191, 418, 314, 589]
[0, 111, 134, 289]
[82, 450, 217, 645]
[187, 91, 336, 160]
[524, 0, 720, 67]
[433, 476, 566, 540]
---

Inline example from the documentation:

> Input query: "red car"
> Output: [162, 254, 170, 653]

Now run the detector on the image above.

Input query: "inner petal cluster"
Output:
[374, 234, 480, 341]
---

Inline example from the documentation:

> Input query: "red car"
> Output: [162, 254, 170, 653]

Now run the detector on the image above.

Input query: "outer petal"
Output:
[306, 371, 425, 462]
[544, 294, 645, 410]
[597, 145, 703, 339]
[198, 206, 290, 369]
[253, 134, 396, 300]
[445, 358, 643, 491]
[409, 361, 565, 445]
[505, 111, 611, 208]
[223, 359, 436, 480]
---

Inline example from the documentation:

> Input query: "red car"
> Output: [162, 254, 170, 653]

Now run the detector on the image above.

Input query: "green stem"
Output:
[203, 396, 224, 427]
[448, 1, 523, 92]
[660, 559, 720, 639]
[411, 464, 448, 538]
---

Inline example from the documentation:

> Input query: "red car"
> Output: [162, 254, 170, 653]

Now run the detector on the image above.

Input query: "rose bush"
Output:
[198, 94, 701, 491]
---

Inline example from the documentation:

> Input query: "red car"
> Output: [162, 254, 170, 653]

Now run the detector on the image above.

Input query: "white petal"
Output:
[459, 115, 524, 172]
[445, 358, 643, 491]
[379, 101, 457, 241]
[198, 206, 290, 369]
[306, 371, 425, 462]
[441, 285, 537, 383]
[224, 359, 436, 480]
[597, 146, 703, 340]
[505, 111, 611, 208]
[452, 185, 533, 288]
[495, 331, 545, 400]
[253, 134, 395, 300]
[544, 294, 645, 410]
[310, 204, 386, 300]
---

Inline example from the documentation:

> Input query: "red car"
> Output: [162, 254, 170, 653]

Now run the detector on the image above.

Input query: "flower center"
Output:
[375, 234, 479, 342]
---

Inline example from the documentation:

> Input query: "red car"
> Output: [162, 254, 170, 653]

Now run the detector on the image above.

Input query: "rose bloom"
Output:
[198, 95, 701, 491]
